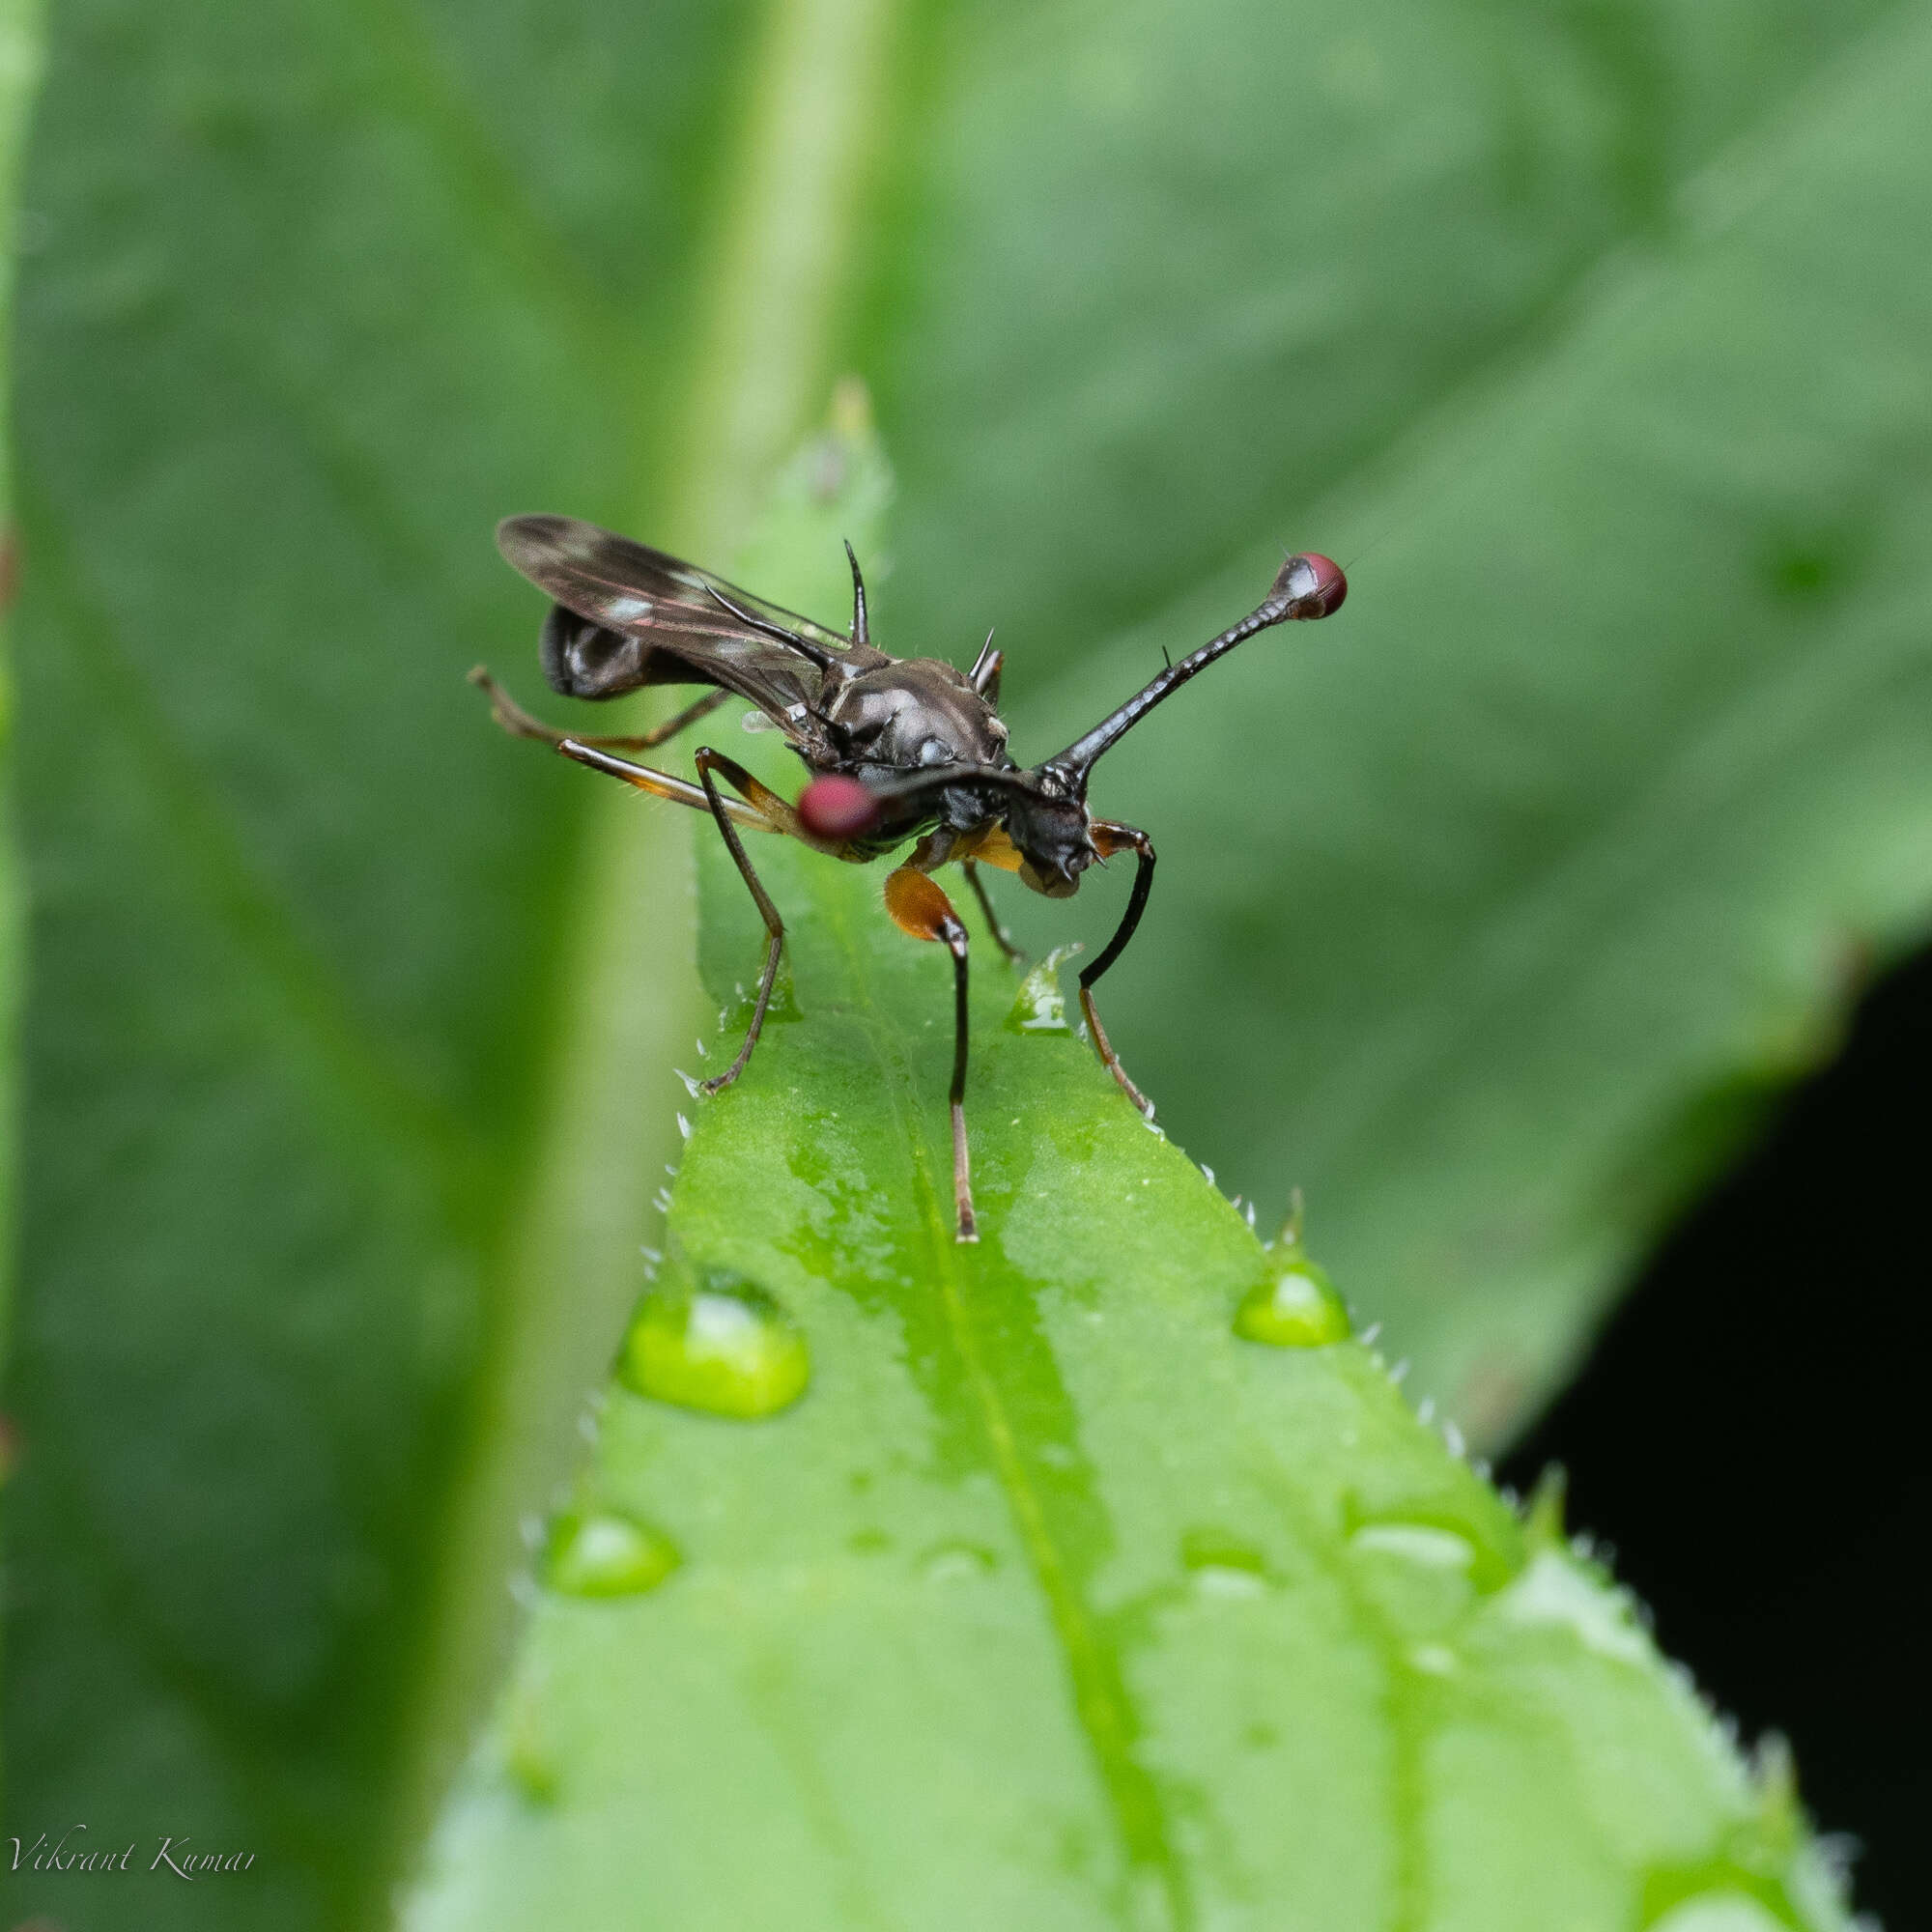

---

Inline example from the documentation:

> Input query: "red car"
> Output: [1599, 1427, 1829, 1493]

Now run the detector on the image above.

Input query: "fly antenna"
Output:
[1044, 553, 1346, 787]
[844, 539, 869, 646]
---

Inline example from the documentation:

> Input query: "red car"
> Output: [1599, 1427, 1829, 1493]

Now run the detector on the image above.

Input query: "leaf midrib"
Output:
[818, 878, 1187, 1927]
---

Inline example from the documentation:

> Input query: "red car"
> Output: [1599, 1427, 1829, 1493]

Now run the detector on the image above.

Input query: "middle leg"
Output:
[962, 858, 1023, 965]
[885, 867, 979, 1242]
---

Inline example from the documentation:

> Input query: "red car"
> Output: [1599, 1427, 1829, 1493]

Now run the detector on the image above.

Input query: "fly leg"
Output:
[885, 867, 979, 1242]
[549, 738, 769, 828]
[687, 747, 804, 1096]
[1079, 820, 1157, 1119]
[545, 738, 788, 1094]
[962, 858, 1023, 965]
[470, 667, 730, 751]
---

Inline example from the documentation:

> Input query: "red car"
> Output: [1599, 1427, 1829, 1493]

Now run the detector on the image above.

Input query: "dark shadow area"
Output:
[1502, 943, 1932, 1932]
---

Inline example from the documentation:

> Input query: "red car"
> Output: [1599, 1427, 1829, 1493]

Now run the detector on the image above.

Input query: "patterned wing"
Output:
[497, 514, 889, 721]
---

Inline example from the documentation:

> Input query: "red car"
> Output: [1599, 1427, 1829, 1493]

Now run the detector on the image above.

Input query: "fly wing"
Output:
[498, 514, 890, 720]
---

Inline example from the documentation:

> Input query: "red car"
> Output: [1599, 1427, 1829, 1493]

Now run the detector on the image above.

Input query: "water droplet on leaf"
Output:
[1235, 1254, 1350, 1348]
[921, 1541, 998, 1583]
[543, 1508, 680, 1598]
[1644, 1895, 1792, 1932]
[1351, 1522, 1477, 1572]
[502, 1677, 559, 1803]
[618, 1267, 810, 1418]
[1180, 1528, 1270, 1598]
[1006, 945, 1080, 1033]
[1496, 1548, 1650, 1662]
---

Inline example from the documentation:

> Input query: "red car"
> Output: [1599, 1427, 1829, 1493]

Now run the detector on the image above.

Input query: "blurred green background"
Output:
[5, 0, 1932, 1926]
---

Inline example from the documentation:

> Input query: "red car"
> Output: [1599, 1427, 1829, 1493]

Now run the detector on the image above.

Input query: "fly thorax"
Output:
[828, 662, 1011, 770]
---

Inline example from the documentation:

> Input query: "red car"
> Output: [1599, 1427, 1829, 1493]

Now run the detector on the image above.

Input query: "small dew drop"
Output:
[1006, 944, 1080, 1034]
[543, 1507, 680, 1599]
[502, 1680, 559, 1804]
[1193, 1565, 1267, 1600]
[1234, 1254, 1351, 1349]
[1350, 1522, 1477, 1573]
[618, 1267, 810, 1419]
[920, 1541, 999, 1583]
[1644, 1896, 1791, 1932]
[1180, 1527, 1270, 1597]
[1497, 1548, 1649, 1662]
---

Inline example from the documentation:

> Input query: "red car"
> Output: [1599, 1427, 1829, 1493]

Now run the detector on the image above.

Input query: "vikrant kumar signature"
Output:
[8, 1826, 257, 1878]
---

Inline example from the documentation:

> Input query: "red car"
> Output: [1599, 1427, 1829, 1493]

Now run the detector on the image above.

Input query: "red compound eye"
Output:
[798, 774, 881, 840]
[1293, 553, 1347, 616]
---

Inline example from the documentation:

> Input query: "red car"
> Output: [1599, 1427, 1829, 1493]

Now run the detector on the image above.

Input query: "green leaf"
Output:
[8, 0, 1928, 1923]
[406, 418, 1855, 1930]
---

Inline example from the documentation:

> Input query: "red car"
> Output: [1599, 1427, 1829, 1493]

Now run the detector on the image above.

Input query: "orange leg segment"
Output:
[885, 866, 979, 1242]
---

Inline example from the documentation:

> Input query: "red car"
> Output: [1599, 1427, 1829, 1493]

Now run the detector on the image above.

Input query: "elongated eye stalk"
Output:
[1045, 548, 1349, 785]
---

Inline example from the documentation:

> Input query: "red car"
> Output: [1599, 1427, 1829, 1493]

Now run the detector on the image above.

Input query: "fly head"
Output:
[1003, 778, 1096, 899]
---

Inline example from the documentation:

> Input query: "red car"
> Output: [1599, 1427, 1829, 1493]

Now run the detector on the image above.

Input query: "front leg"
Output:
[691, 746, 796, 1096]
[1079, 820, 1156, 1119]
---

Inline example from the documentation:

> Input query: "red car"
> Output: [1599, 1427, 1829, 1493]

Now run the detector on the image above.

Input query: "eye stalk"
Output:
[1046, 547, 1349, 786]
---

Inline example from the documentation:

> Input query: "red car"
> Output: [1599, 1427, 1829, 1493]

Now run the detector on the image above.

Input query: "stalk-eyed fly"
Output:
[473, 515, 1346, 1241]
